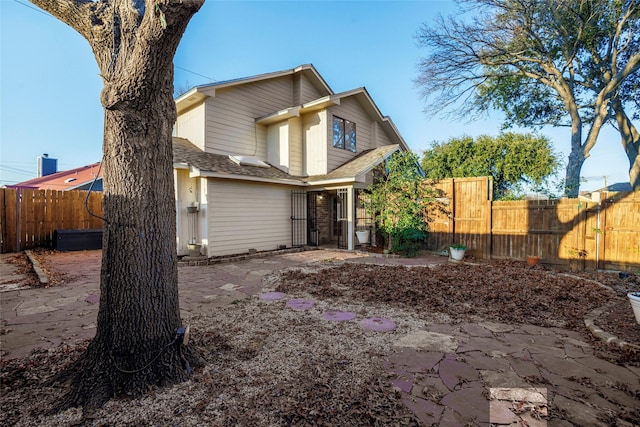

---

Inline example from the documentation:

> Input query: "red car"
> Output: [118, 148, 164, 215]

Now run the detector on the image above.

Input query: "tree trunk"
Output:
[612, 97, 640, 191]
[564, 118, 585, 198]
[29, 0, 205, 414]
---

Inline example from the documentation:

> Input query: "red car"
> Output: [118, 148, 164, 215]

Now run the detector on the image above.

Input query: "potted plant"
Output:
[628, 292, 640, 325]
[355, 229, 370, 245]
[449, 243, 467, 261]
[526, 255, 541, 266]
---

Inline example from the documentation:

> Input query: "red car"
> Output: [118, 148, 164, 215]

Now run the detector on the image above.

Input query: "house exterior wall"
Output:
[303, 110, 328, 176]
[372, 121, 394, 147]
[316, 192, 331, 244]
[293, 72, 325, 105]
[327, 97, 376, 172]
[175, 169, 207, 256]
[206, 179, 294, 256]
[174, 104, 206, 151]
[203, 76, 298, 158]
[267, 121, 290, 172]
[288, 117, 303, 176]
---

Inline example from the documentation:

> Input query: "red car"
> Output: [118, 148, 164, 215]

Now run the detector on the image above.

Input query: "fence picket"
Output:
[426, 178, 639, 271]
[0, 189, 103, 253]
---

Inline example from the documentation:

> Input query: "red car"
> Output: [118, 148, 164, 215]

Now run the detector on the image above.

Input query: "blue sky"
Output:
[0, 0, 630, 191]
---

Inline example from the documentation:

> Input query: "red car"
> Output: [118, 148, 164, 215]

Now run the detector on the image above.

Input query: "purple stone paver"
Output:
[259, 291, 286, 301]
[390, 348, 444, 373]
[440, 386, 490, 424]
[438, 357, 480, 391]
[322, 310, 356, 321]
[286, 298, 315, 310]
[489, 400, 519, 425]
[360, 317, 396, 332]
[461, 323, 494, 337]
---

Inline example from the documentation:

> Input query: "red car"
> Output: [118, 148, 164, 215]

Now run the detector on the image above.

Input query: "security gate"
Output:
[307, 192, 320, 246]
[291, 190, 307, 247]
[336, 188, 348, 249]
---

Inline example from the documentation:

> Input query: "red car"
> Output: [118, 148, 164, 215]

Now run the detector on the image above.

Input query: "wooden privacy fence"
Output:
[0, 188, 103, 253]
[426, 177, 640, 271]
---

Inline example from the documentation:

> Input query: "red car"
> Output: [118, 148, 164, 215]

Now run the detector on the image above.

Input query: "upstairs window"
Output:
[333, 116, 356, 153]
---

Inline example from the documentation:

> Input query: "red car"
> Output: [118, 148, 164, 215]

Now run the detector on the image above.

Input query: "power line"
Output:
[14, 0, 215, 84]
[13, 0, 53, 18]
[0, 165, 35, 176]
[175, 66, 214, 82]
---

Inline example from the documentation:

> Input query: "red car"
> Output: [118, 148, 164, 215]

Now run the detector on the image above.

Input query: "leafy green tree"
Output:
[416, 0, 640, 196]
[366, 151, 437, 256]
[420, 133, 561, 200]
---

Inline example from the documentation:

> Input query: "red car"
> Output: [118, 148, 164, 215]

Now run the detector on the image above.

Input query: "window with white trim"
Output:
[332, 116, 356, 153]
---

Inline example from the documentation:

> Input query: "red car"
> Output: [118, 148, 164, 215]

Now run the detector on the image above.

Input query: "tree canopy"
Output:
[366, 151, 435, 256]
[420, 133, 561, 200]
[416, 0, 640, 195]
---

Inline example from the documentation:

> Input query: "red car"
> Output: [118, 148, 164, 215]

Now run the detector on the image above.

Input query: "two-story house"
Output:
[173, 64, 409, 257]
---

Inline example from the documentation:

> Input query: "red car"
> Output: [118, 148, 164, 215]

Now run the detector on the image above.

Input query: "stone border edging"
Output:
[24, 250, 49, 286]
[177, 246, 311, 266]
[584, 301, 640, 352]
[559, 271, 640, 352]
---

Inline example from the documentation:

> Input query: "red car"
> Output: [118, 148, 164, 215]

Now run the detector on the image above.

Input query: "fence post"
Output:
[15, 188, 22, 252]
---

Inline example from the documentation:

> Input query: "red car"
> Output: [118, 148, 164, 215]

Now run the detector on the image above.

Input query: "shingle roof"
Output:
[7, 163, 102, 191]
[173, 137, 399, 187]
[173, 138, 299, 183]
[305, 145, 400, 183]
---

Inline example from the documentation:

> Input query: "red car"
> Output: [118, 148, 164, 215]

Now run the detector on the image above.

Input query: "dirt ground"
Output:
[1, 255, 639, 426]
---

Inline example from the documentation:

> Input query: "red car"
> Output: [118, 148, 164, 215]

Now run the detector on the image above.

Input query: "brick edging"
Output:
[177, 246, 314, 266]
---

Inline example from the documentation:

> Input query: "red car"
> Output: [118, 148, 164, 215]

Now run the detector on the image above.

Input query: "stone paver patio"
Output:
[1, 249, 638, 426]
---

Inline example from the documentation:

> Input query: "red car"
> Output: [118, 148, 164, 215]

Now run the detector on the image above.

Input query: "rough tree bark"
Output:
[613, 97, 640, 191]
[30, 0, 204, 413]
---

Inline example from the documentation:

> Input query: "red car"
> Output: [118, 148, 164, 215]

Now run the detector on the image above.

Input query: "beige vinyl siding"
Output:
[303, 110, 328, 175]
[373, 121, 393, 148]
[207, 179, 293, 256]
[174, 104, 206, 150]
[327, 97, 374, 172]
[299, 74, 324, 103]
[204, 77, 294, 157]
[289, 117, 303, 176]
[267, 121, 289, 172]
[175, 169, 205, 256]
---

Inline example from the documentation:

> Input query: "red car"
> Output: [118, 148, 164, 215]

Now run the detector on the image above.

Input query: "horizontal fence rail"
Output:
[2, 184, 639, 271]
[426, 178, 640, 271]
[0, 188, 103, 253]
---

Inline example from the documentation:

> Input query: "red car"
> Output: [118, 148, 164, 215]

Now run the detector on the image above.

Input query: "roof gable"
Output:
[175, 64, 333, 114]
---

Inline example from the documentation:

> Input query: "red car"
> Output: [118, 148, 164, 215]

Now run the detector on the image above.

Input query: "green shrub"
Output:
[392, 228, 427, 257]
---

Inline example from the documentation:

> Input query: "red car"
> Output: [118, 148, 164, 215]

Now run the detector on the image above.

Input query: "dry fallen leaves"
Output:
[1, 260, 638, 426]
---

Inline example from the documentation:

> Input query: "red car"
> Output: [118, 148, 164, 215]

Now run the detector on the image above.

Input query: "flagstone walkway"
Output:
[1, 249, 638, 426]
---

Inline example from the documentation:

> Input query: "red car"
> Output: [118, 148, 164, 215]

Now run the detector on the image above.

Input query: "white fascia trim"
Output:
[255, 106, 301, 124]
[256, 96, 340, 125]
[173, 162, 190, 170]
[381, 117, 410, 151]
[192, 170, 306, 186]
[301, 95, 341, 111]
[306, 177, 357, 186]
